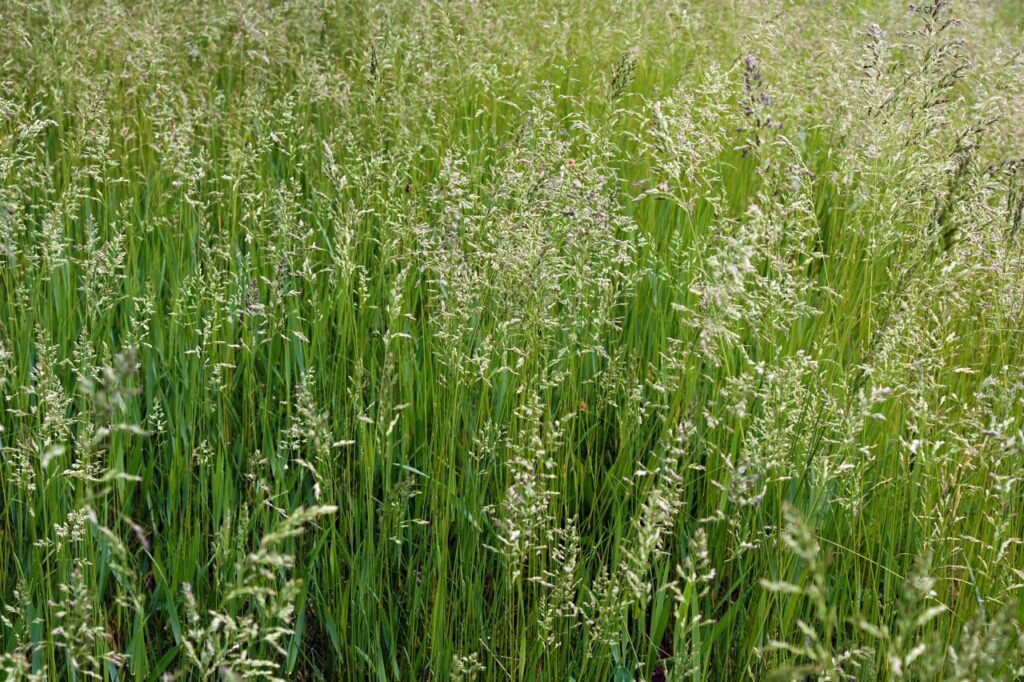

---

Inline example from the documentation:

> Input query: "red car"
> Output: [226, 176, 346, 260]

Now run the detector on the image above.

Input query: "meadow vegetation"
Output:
[2, 0, 1024, 679]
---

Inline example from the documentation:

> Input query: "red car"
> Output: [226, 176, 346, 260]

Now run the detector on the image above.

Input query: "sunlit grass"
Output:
[1, 0, 1023, 679]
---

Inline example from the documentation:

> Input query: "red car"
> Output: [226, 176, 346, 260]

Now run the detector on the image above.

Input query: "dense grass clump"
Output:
[2, 0, 1024, 679]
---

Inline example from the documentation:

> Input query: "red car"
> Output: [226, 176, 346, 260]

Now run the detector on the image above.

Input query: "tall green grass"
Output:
[2, 0, 1024, 679]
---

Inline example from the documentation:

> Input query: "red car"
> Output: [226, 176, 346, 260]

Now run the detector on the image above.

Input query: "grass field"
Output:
[2, 0, 1024, 679]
